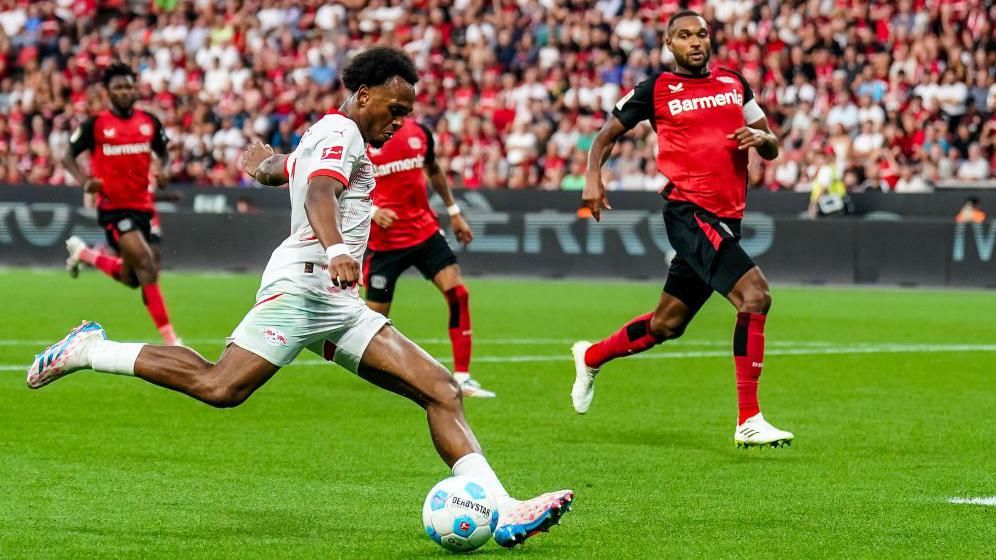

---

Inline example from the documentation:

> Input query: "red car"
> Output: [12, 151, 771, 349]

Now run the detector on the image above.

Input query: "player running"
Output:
[62, 62, 180, 345]
[366, 118, 494, 397]
[572, 10, 794, 449]
[29, 47, 572, 547]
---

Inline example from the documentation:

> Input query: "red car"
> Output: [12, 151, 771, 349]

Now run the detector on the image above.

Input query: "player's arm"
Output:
[149, 113, 171, 189]
[304, 175, 358, 288]
[584, 76, 655, 221]
[727, 72, 779, 161]
[583, 117, 630, 221]
[728, 116, 779, 160]
[419, 123, 473, 245]
[241, 139, 289, 186]
[64, 117, 102, 193]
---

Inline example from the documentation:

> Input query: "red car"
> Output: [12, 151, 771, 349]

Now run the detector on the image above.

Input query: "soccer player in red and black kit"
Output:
[364, 117, 495, 398]
[62, 62, 180, 345]
[572, 11, 794, 448]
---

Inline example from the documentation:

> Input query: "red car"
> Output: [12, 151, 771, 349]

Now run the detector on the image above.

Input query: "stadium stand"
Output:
[0, 0, 993, 192]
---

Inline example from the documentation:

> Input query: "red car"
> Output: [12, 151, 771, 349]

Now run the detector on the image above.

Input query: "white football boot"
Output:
[493, 490, 574, 548]
[65, 236, 86, 279]
[26, 321, 106, 389]
[456, 375, 496, 398]
[734, 413, 794, 449]
[570, 341, 599, 414]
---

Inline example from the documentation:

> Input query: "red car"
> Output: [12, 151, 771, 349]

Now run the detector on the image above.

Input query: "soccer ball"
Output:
[422, 476, 499, 552]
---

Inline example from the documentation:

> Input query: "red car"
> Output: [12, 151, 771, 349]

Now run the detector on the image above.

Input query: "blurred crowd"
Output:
[0, 0, 993, 192]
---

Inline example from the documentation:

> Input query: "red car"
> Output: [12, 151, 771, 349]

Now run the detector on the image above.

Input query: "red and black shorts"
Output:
[363, 232, 458, 303]
[97, 209, 160, 252]
[661, 201, 756, 312]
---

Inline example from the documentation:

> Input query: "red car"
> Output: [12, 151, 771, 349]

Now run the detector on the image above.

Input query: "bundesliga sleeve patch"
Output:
[321, 146, 344, 160]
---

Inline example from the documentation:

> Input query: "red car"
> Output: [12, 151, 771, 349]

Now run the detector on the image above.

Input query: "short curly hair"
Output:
[102, 61, 137, 86]
[341, 47, 419, 91]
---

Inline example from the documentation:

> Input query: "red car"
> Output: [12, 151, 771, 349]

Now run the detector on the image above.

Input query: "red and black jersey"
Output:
[69, 109, 168, 212]
[367, 118, 440, 252]
[613, 67, 766, 219]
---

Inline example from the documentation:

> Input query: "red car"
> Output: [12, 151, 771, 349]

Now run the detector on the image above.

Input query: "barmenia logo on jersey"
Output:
[668, 90, 743, 116]
[372, 155, 425, 177]
[101, 142, 151, 156]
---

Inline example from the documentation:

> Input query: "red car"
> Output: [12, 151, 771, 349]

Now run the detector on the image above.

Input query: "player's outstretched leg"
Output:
[571, 292, 695, 413]
[28, 321, 278, 408]
[432, 265, 494, 398]
[726, 267, 793, 449]
[357, 325, 571, 547]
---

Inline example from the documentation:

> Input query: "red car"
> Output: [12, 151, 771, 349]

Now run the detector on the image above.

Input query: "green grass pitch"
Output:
[1, 268, 994, 558]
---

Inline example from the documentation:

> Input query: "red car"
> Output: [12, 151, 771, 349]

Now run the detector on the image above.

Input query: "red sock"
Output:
[444, 285, 472, 374]
[141, 284, 174, 341]
[734, 312, 766, 424]
[80, 247, 122, 280]
[584, 312, 664, 369]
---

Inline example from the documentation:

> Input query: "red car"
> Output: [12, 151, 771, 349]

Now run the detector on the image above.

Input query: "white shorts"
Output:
[228, 291, 390, 373]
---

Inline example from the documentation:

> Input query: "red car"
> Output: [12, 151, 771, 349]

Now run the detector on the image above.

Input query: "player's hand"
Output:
[83, 177, 103, 194]
[154, 171, 169, 189]
[329, 254, 360, 289]
[581, 172, 611, 222]
[372, 207, 398, 229]
[241, 139, 274, 179]
[727, 126, 770, 151]
[451, 214, 474, 246]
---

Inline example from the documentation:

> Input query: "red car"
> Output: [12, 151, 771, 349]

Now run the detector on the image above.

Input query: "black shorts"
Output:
[363, 232, 458, 303]
[97, 209, 159, 252]
[661, 201, 756, 312]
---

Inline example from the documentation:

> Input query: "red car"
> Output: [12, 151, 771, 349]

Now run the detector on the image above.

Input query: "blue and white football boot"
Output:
[493, 490, 574, 547]
[26, 321, 106, 389]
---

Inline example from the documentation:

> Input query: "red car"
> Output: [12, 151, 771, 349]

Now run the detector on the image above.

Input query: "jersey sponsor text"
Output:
[102, 142, 151, 156]
[667, 90, 743, 116]
[372, 155, 425, 178]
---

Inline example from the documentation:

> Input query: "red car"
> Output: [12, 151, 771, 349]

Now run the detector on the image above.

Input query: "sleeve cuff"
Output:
[307, 168, 349, 187]
[743, 99, 765, 124]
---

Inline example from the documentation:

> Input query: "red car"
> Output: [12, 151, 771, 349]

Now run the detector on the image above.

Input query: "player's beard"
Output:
[676, 49, 711, 75]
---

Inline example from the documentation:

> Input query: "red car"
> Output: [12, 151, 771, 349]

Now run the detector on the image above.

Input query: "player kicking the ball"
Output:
[573, 10, 794, 449]
[242, 116, 494, 398]
[28, 47, 571, 546]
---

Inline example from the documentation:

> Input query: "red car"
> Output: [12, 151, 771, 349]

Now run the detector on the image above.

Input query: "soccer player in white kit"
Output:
[26, 47, 572, 548]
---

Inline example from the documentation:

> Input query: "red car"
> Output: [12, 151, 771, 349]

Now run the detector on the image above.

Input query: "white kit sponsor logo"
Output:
[667, 90, 743, 116]
[372, 155, 424, 177]
[668, 83, 684, 93]
[102, 142, 151, 156]
[263, 327, 288, 347]
[718, 76, 737, 84]
[139, 124, 152, 135]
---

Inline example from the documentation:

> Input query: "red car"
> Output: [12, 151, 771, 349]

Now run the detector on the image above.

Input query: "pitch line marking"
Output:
[3, 343, 995, 372]
[948, 497, 996, 506]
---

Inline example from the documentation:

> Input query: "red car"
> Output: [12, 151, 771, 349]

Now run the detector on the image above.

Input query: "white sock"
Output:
[88, 340, 144, 376]
[452, 453, 516, 512]
[453, 372, 470, 384]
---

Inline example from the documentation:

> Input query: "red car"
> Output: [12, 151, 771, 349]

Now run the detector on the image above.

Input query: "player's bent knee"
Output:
[427, 373, 463, 410]
[200, 383, 249, 408]
[649, 314, 687, 341]
[738, 288, 771, 314]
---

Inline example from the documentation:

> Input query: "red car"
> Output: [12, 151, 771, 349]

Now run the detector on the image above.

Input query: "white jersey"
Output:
[258, 110, 375, 299]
